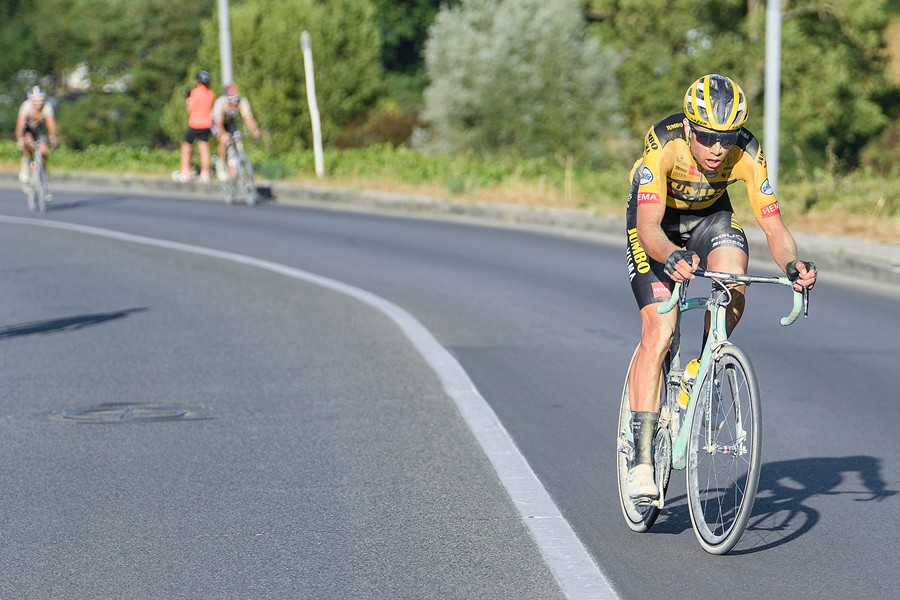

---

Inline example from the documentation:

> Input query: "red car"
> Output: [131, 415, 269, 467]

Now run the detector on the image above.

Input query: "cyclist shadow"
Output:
[47, 195, 130, 212]
[0, 308, 149, 339]
[653, 455, 895, 553]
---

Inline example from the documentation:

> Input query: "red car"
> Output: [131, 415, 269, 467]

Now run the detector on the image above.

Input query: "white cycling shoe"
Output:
[217, 165, 230, 182]
[627, 463, 659, 499]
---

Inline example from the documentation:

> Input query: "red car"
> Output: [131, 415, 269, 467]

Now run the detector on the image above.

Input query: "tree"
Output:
[372, 0, 452, 74]
[417, 0, 622, 166]
[0, 0, 213, 148]
[161, 0, 383, 155]
[583, 0, 896, 173]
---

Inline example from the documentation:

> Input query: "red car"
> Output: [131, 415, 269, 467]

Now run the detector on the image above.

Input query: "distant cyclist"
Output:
[15, 86, 59, 184]
[623, 74, 817, 500]
[211, 83, 261, 182]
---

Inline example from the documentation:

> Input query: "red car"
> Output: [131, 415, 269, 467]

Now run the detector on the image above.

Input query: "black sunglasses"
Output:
[689, 124, 740, 149]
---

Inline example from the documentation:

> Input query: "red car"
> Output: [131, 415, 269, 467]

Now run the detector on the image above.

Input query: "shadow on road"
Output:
[0, 307, 149, 339]
[640, 455, 895, 554]
[42, 195, 130, 212]
[733, 455, 897, 554]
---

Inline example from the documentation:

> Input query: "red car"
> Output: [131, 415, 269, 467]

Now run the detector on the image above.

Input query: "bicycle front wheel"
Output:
[236, 154, 256, 206]
[36, 161, 50, 213]
[616, 344, 664, 532]
[686, 344, 761, 554]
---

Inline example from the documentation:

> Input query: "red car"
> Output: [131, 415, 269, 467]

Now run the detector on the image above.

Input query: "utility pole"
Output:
[764, 0, 782, 192]
[218, 0, 234, 86]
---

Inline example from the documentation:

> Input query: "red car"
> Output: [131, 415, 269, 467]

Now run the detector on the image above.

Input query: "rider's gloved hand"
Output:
[16, 137, 24, 150]
[785, 260, 817, 292]
[664, 249, 699, 282]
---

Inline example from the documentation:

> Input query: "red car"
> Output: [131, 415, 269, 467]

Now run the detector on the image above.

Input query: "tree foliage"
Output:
[0, 0, 213, 147]
[584, 0, 896, 172]
[372, 0, 454, 74]
[417, 0, 622, 166]
[160, 0, 383, 155]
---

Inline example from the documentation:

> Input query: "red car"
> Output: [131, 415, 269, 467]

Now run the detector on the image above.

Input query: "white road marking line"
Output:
[0, 215, 620, 599]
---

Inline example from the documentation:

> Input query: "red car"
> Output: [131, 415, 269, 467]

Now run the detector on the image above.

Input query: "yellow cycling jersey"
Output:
[629, 113, 780, 219]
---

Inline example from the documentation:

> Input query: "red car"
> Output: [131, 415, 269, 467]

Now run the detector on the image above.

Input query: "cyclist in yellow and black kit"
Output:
[624, 74, 817, 499]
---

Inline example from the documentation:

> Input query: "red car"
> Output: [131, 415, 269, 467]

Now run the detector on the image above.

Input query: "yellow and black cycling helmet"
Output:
[683, 74, 748, 131]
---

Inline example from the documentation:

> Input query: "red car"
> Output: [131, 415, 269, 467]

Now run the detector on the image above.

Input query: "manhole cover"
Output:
[62, 403, 193, 423]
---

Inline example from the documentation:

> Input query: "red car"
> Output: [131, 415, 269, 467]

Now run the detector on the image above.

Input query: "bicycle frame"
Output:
[658, 270, 804, 470]
[223, 130, 256, 206]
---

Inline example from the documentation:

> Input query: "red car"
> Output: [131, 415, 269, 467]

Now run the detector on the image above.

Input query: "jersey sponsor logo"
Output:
[704, 169, 718, 177]
[665, 122, 683, 131]
[639, 167, 654, 185]
[760, 178, 774, 195]
[651, 282, 672, 299]
[668, 180, 721, 202]
[646, 131, 659, 152]
[627, 228, 651, 274]
[760, 201, 780, 217]
[637, 192, 660, 204]
[688, 165, 702, 177]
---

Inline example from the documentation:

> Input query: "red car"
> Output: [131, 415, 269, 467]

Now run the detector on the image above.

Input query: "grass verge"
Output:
[2, 141, 897, 243]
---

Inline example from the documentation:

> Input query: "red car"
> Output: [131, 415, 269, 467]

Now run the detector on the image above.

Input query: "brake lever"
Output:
[803, 286, 809, 317]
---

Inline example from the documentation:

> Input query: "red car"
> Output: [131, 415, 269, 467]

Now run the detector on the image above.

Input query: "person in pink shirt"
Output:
[173, 70, 216, 182]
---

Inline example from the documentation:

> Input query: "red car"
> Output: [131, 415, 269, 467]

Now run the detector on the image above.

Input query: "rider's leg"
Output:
[702, 246, 748, 344]
[629, 303, 677, 413]
[179, 141, 193, 179]
[217, 133, 231, 181]
[19, 133, 35, 183]
[198, 140, 211, 181]
[627, 303, 676, 498]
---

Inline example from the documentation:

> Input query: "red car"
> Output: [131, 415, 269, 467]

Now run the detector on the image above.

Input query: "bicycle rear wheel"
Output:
[686, 344, 761, 554]
[616, 344, 666, 532]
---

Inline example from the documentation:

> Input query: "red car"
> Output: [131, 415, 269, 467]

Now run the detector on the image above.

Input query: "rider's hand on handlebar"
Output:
[785, 260, 817, 292]
[664, 249, 700, 282]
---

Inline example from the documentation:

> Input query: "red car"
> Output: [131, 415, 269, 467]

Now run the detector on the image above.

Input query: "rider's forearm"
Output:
[637, 221, 680, 264]
[765, 227, 799, 273]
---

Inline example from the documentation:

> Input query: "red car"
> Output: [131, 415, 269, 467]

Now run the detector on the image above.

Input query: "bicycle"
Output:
[221, 130, 257, 206]
[616, 268, 809, 554]
[24, 140, 51, 213]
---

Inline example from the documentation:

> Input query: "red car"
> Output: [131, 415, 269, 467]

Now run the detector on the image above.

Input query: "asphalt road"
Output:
[0, 185, 898, 599]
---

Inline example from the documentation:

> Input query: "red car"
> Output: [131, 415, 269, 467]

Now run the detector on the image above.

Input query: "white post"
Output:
[217, 0, 234, 86]
[764, 0, 782, 193]
[301, 31, 325, 179]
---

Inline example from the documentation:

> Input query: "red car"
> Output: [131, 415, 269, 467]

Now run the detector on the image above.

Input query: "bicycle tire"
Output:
[237, 153, 256, 206]
[685, 344, 761, 554]
[616, 344, 664, 532]
[36, 158, 50, 213]
[28, 156, 47, 213]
